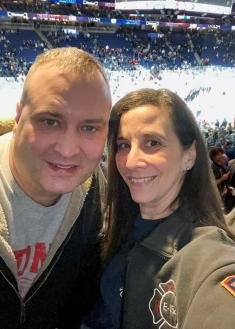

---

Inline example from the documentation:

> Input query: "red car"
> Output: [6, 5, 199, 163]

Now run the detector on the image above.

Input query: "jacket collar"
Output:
[140, 210, 193, 258]
[0, 203, 18, 277]
[0, 174, 93, 282]
[35, 175, 93, 279]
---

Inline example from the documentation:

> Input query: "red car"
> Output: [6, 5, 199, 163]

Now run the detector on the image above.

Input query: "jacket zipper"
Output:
[1, 182, 92, 322]
[25, 222, 76, 305]
[25, 246, 65, 304]
[155, 250, 171, 261]
[0, 255, 67, 325]
[0, 271, 25, 323]
[0, 218, 78, 325]
[24, 181, 89, 305]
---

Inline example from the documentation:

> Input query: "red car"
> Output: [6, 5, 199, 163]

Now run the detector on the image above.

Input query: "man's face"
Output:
[10, 65, 111, 206]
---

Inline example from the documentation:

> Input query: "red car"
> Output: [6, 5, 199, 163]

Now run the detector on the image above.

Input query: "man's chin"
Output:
[43, 171, 95, 194]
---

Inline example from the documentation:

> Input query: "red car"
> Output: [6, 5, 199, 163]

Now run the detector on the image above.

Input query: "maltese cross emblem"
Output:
[149, 279, 178, 328]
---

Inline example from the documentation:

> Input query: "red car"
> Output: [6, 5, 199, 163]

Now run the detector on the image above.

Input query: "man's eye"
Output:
[44, 119, 59, 127]
[82, 126, 97, 133]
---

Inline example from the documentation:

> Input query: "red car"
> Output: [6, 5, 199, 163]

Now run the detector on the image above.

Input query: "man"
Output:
[0, 47, 112, 328]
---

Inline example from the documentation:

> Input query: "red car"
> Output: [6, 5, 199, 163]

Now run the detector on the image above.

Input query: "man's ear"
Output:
[15, 102, 22, 123]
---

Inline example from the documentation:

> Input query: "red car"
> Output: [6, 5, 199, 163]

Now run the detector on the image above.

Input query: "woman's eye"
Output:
[44, 119, 59, 127]
[146, 140, 161, 147]
[117, 142, 130, 150]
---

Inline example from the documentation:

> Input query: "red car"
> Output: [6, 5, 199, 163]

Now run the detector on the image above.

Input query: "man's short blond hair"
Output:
[21, 47, 110, 106]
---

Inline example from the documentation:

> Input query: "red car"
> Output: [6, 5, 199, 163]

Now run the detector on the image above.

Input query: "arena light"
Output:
[115, 0, 233, 15]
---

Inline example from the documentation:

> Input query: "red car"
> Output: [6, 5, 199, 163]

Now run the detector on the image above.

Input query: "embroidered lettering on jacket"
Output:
[149, 279, 178, 328]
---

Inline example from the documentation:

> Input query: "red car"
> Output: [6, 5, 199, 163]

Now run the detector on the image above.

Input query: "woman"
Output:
[83, 88, 235, 329]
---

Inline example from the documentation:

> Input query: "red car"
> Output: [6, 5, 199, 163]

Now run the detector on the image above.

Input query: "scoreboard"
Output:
[115, 0, 233, 14]
[48, 0, 83, 3]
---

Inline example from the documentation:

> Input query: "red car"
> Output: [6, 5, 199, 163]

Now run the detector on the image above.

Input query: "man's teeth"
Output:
[129, 177, 155, 183]
[54, 164, 75, 169]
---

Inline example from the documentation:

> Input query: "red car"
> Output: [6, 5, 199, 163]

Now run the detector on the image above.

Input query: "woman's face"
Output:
[115, 104, 196, 218]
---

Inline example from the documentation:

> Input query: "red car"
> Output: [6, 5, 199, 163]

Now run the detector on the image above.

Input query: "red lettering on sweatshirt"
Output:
[30, 243, 47, 273]
[14, 246, 31, 276]
[14, 243, 47, 276]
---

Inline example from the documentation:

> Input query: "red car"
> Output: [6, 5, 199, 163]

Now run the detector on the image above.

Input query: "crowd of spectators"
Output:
[40, 28, 235, 70]
[191, 29, 235, 67]
[0, 29, 47, 77]
[0, 0, 234, 72]
[199, 119, 235, 149]
[43, 28, 193, 71]
[0, 23, 234, 78]
[0, 30, 29, 77]
[0, 0, 235, 71]
[196, 118, 235, 213]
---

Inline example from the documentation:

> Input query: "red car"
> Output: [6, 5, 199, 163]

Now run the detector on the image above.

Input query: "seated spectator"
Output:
[224, 141, 235, 160]
[209, 147, 235, 213]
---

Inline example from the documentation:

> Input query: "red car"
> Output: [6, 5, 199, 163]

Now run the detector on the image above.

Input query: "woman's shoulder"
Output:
[176, 225, 235, 275]
[175, 226, 235, 328]
[189, 225, 235, 252]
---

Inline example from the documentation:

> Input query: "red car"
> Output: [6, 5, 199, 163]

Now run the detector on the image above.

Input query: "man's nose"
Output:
[54, 130, 80, 158]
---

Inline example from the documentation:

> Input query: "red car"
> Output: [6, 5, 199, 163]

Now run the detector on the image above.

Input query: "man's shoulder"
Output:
[0, 133, 11, 165]
[0, 118, 14, 136]
[0, 131, 12, 143]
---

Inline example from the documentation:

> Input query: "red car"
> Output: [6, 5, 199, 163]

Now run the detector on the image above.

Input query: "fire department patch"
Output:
[149, 279, 178, 328]
[220, 275, 235, 297]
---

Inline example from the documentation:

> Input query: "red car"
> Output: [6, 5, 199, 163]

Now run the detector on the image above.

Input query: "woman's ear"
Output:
[184, 141, 197, 171]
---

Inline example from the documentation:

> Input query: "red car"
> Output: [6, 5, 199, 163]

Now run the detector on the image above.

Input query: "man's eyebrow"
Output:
[32, 110, 63, 118]
[32, 110, 108, 124]
[82, 119, 107, 124]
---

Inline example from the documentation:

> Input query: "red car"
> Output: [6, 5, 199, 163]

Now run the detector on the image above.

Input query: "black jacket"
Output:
[0, 174, 103, 329]
[121, 212, 235, 329]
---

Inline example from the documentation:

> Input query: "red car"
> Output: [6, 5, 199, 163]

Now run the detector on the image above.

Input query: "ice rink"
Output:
[1, 66, 235, 124]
